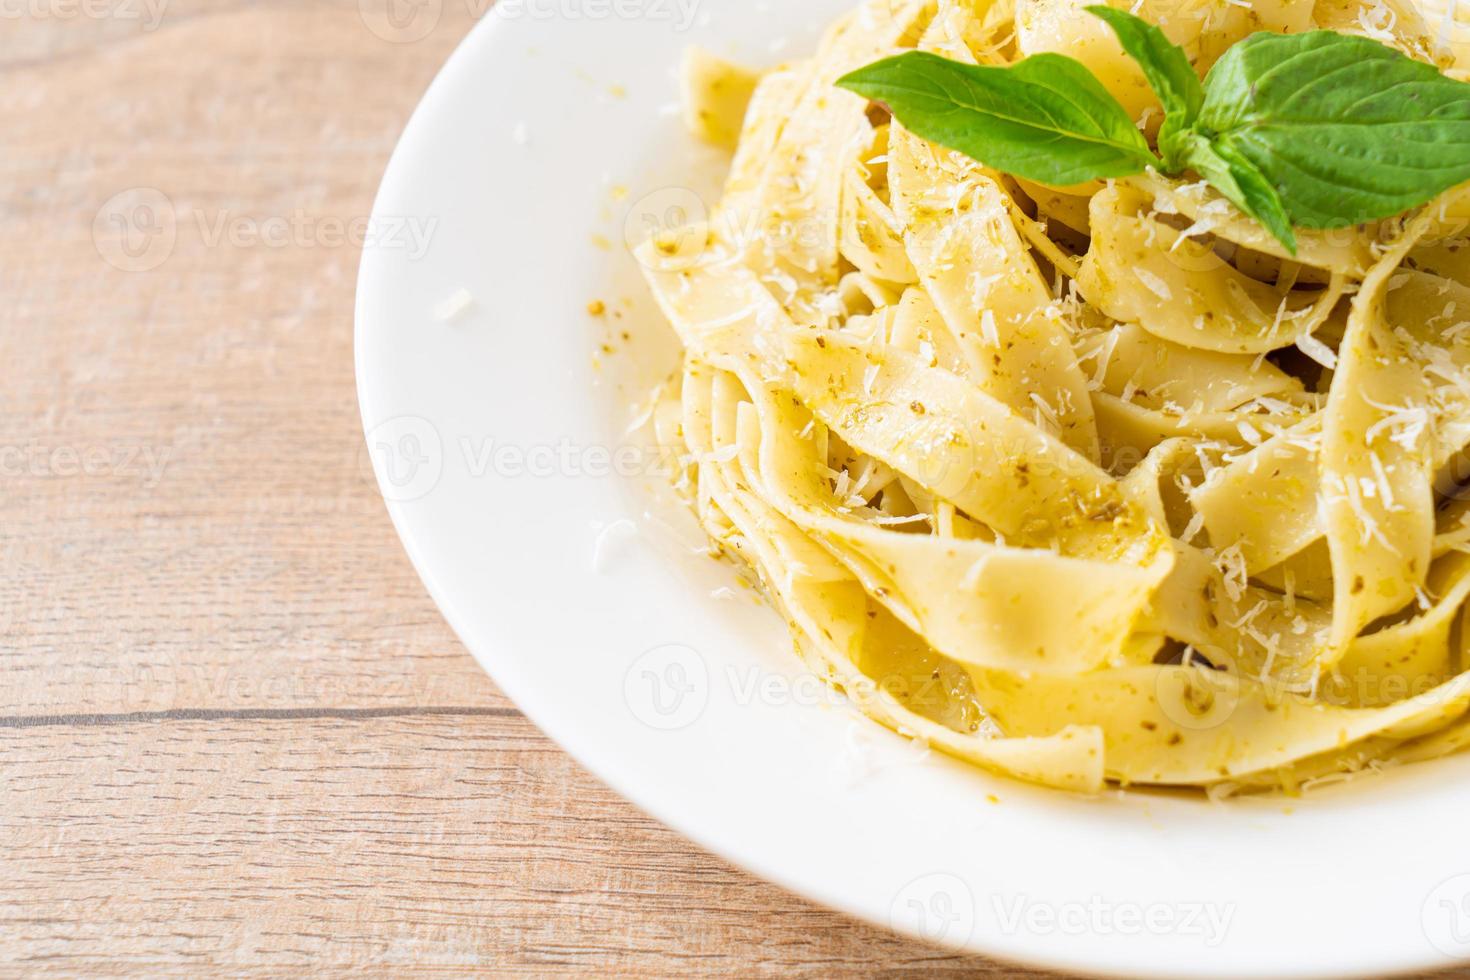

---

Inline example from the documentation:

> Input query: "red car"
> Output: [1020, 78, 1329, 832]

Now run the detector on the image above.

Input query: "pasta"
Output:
[635, 0, 1470, 793]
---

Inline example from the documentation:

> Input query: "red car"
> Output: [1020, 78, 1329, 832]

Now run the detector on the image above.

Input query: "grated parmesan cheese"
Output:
[1135, 268, 1173, 301]
[434, 288, 475, 322]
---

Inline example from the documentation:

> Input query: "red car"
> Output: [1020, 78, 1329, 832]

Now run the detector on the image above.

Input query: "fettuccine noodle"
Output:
[636, 0, 1470, 794]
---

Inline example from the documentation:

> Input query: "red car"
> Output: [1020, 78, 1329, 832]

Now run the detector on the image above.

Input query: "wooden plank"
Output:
[2, 714, 1022, 975]
[0, 0, 491, 715]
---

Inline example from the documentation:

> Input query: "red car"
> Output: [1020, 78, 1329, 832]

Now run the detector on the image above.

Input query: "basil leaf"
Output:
[1085, 5, 1203, 166]
[836, 51, 1160, 186]
[1196, 30, 1470, 228]
[1173, 131, 1298, 253]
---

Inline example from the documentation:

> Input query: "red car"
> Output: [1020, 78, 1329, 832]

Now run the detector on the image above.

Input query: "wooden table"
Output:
[0, 2, 1460, 976]
[0, 1, 1025, 973]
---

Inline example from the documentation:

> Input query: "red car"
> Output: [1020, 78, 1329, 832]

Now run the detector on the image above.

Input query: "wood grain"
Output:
[5, 714, 1021, 974]
[2, 1, 1467, 976]
[0, 1, 1036, 973]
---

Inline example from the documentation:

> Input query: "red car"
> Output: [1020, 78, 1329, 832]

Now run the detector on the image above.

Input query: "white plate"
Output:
[355, 4, 1470, 976]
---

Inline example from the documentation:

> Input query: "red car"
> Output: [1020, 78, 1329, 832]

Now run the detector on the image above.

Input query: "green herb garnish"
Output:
[836, 9, 1470, 254]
